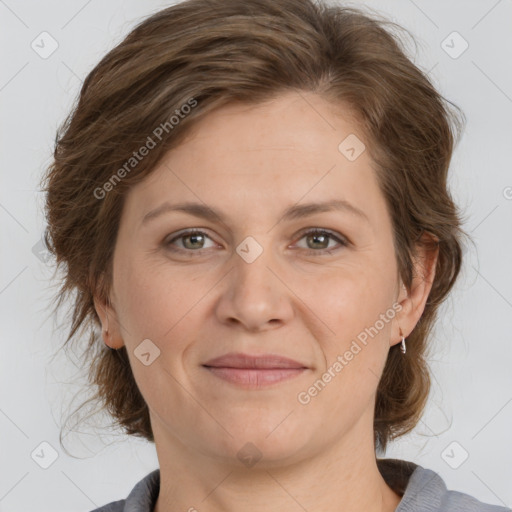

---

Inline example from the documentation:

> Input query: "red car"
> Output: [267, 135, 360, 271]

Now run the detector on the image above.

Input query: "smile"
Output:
[203, 366, 308, 388]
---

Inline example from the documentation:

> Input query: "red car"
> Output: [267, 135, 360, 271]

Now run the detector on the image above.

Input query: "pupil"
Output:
[309, 234, 327, 249]
[186, 234, 203, 248]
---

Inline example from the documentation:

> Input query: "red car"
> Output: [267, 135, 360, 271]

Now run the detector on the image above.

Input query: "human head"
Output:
[42, 0, 467, 455]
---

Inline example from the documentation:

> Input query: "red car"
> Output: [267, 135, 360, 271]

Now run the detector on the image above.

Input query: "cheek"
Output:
[297, 269, 394, 421]
[113, 253, 201, 345]
[302, 265, 394, 342]
[112, 258, 204, 402]
[304, 265, 395, 406]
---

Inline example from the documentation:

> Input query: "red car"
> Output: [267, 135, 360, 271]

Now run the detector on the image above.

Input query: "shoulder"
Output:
[378, 458, 511, 512]
[88, 468, 160, 512]
[439, 489, 511, 512]
[409, 465, 510, 512]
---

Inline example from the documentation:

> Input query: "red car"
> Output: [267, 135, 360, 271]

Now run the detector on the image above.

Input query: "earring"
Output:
[399, 327, 406, 354]
[103, 314, 115, 351]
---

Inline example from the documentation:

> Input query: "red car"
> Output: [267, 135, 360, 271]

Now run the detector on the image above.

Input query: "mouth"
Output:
[203, 352, 308, 369]
[202, 352, 309, 388]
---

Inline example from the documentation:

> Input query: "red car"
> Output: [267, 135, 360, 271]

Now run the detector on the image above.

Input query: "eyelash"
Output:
[164, 228, 349, 256]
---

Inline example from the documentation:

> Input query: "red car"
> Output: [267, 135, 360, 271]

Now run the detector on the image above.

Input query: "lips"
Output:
[202, 352, 307, 369]
[202, 353, 309, 388]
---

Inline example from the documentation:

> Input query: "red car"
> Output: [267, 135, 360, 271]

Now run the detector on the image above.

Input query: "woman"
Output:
[41, 0, 509, 511]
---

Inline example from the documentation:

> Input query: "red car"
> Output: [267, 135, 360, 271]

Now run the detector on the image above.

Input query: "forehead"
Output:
[176, 91, 364, 156]
[123, 91, 388, 229]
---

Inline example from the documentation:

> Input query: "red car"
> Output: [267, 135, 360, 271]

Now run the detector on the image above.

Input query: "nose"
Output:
[214, 236, 294, 332]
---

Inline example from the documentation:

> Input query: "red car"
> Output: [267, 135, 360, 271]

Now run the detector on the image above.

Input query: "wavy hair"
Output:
[41, 0, 468, 454]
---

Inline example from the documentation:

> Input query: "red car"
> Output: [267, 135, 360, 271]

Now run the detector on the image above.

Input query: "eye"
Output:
[293, 228, 349, 255]
[164, 229, 217, 254]
[163, 228, 349, 256]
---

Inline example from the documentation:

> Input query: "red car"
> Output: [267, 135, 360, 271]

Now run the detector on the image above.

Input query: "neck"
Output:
[152, 410, 402, 512]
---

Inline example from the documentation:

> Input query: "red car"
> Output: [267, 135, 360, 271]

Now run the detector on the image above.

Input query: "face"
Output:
[100, 91, 413, 467]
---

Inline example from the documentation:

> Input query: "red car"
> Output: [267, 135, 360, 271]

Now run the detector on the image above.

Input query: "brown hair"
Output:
[41, 0, 468, 454]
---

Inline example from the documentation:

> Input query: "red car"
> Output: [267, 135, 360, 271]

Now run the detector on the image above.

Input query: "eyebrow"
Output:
[141, 199, 369, 226]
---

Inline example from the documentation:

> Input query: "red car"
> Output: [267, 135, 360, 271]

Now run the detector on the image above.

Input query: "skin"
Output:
[94, 90, 438, 512]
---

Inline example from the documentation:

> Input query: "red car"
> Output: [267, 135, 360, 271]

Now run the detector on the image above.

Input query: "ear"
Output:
[392, 232, 439, 347]
[93, 294, 125, 350]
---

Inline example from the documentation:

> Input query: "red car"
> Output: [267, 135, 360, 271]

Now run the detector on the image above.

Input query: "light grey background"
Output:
[1, 0, 511, 511]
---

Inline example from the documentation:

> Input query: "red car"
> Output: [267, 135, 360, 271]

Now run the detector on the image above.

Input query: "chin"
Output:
[208, 423, 312, 468]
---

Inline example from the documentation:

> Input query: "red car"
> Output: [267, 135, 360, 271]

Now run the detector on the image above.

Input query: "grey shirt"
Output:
[90, 458, 511, 512]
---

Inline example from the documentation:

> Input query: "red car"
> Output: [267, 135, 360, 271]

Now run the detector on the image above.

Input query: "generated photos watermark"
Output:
[297, 301, 403, 405]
